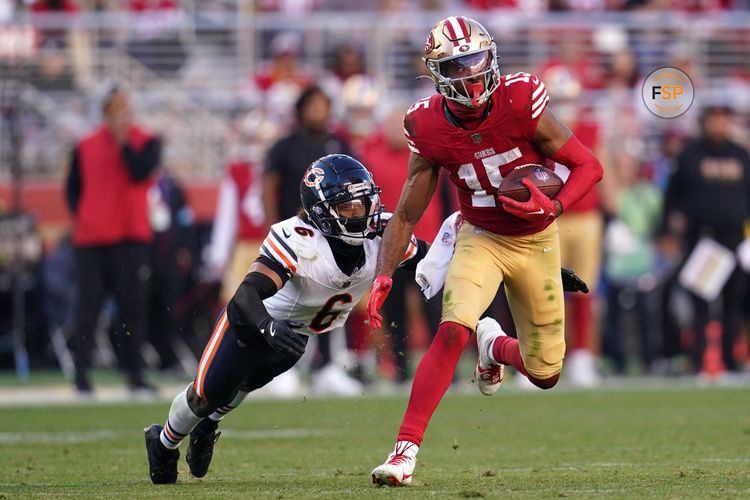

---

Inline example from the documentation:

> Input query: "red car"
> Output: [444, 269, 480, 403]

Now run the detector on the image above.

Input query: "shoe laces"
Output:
[478, 363, 503, 384]
[387, 453, 412, 467]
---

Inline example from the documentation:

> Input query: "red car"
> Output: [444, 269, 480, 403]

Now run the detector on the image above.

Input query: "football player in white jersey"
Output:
[143, 154, 427, 484]
[143, 154, 588, 484]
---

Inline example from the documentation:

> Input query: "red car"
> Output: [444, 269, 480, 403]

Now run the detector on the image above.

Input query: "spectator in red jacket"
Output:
[65, 87, 161, 396]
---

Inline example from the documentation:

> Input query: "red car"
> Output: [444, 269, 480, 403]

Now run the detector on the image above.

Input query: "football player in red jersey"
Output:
[369, 16, 603, 486]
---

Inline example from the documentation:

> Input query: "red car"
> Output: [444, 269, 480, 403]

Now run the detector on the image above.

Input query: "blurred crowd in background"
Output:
[0, 2, 749, 396]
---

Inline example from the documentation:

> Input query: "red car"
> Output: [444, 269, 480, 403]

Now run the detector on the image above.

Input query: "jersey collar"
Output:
[442, 94, 493, 131]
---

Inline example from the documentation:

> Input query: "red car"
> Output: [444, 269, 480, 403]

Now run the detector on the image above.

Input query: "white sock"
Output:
[393, 440, 419, 458]
[488, 340, 498, 365]
[159, 386, 201, 450]
[208, 390, 249, 422]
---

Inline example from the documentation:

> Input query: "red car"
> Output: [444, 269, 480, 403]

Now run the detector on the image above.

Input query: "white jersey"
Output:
[259, 215, 419, 337]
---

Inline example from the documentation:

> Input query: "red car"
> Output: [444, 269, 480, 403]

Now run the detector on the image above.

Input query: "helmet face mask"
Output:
[423, 16, 501, 107]
[331, 193, 379, 238]
[300, 155, 384, 246]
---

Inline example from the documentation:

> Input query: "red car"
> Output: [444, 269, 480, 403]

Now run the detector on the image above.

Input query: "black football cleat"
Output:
[144, 424, 179, 484]
[186, 418, 221, 478]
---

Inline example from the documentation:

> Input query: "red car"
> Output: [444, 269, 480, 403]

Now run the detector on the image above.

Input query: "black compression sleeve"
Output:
[398, 239, 429, 272]
[256, 254, 292, 281]
[226, 272, 278, 330]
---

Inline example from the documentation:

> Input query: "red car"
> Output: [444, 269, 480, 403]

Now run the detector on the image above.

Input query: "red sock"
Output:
[397, 322, 471, 445]
[571, 295, 592, 351]
[491, 335, 528, 376]
[491, 336, 559, 390]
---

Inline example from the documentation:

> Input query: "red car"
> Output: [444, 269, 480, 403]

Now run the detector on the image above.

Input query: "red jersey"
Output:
[226, 161, 266, 241]
[404, 72, 553, 236]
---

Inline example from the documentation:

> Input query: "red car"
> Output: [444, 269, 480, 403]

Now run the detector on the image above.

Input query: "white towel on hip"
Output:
[415, 211, 462, 300]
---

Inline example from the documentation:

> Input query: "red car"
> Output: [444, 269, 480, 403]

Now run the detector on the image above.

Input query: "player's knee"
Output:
[187, 383, 214, 418]
[527, 373, 560, 390]
[523, 356, 562, 389]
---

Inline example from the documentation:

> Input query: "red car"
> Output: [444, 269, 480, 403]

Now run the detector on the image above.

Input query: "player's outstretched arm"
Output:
[228, 261, 306, 357]
[367, 153, 439, 328]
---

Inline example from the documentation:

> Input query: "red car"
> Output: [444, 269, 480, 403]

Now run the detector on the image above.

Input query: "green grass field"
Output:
[1, 386, 748, 498]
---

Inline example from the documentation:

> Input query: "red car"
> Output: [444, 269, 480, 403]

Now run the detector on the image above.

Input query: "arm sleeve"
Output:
[397, 238, 428, 272]
[256, 255, 291, 283]
[122, 137, 161, 182]
[226, 270, 279, 330]
[65, 148, 81, 214]
[549, 134, 604, 212]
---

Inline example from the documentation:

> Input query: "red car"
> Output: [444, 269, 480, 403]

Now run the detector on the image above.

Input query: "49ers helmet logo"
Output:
[424, 32, 434, 55]
[304, 167, 325, 187]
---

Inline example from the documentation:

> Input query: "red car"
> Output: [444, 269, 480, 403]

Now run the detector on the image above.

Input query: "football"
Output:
[498, 164, 563, 202]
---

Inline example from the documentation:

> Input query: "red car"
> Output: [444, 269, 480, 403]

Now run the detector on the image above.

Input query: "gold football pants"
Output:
[441, 221, 565, 379]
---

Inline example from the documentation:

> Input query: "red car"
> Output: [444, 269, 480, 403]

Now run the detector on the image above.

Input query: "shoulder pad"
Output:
[404, 95, 442, 162]
[502, 72, 548, 120]
[260, 217, 317, 274]
[404, 95, 440, 138]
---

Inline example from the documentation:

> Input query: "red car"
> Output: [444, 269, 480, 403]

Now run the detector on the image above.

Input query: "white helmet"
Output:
[423, 16, 501, 108]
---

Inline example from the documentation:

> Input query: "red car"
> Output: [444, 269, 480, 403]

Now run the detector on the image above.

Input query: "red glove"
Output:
[366, 275, 393, 329]
[498, 178, 557, 221]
